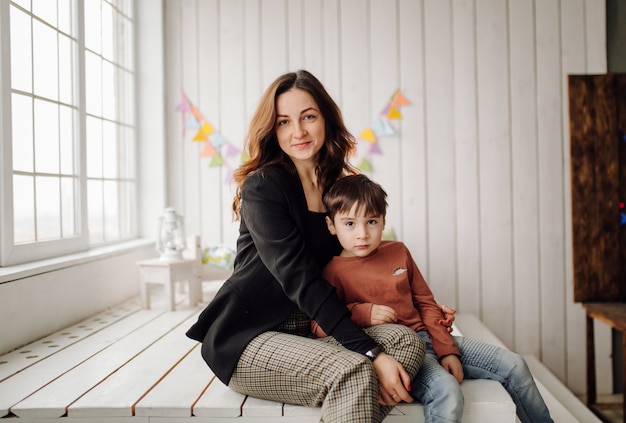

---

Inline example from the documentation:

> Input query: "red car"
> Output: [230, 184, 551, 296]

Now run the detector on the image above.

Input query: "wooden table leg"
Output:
[587, 312, 597, 407]
[623, 331, 626, 423]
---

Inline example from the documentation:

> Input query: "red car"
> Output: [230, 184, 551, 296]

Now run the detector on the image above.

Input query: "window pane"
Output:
[86, 116, 102, 178]
[59, 33, 76, 105]
[32, 0, 57, 27]
[3, 0, 136, 264]
[12, 93, 34, 173]
[84, 0, 101, 54]
[102, 59, 115, 120]
[88, 179, 104, 242]
[102, 120, 117, 179]
[36, 175, 61, 240]
[13, 175, 36, 243]
[34, 99, 60, 174]
[103, 180, 119, 239]
[119, 68, 134, 124]
[10, 6, 32, 93]
[118, 0, 133, 18]
[59, 104, 75, 174]
[122, 16, 134, 71]
[13, 0, 31, 10]
[119, 126, 134, 179]
[32, 19, 59, 101]
[58, 0, 75, 36]
[119, 180, 135, 237]
[85, 51, 102, 116]
[101, 1, 114, 61]
[60, 176, 77, 236]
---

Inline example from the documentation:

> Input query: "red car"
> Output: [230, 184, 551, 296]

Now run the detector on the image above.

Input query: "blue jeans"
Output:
[411, 331, 553, 423]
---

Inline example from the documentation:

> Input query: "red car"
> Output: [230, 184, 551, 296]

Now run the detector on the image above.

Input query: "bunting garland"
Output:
[355, 89, 411, 172]
[176, 89, 244, 183]
[176, 88, 412, 179]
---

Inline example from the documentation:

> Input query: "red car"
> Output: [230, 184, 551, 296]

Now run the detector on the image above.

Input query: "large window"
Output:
[1, 0, 136, 266]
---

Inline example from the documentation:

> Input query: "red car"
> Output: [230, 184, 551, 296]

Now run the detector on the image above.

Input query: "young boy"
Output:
[312, 174, 553, 423]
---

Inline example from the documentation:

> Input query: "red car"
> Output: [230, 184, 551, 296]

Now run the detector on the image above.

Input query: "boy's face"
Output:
[326, 202, 385, 258]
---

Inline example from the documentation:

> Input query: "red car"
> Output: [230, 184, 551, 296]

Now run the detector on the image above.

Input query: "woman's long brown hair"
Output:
[231, 70, 357, 220]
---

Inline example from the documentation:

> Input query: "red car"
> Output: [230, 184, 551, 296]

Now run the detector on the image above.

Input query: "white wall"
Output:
[0, 243, 155, 353]
[163, 0, 607, 395]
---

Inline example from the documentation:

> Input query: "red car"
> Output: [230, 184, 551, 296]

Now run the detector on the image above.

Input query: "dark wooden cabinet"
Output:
[569, 73, 626, 422]
[569, 73, 626, 303]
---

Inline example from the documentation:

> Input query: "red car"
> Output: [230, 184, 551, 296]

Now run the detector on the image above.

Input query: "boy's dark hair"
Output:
[323, 174, 388, 221]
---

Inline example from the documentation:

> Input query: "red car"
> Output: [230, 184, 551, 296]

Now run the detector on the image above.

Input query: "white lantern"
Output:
[156, 207, 187, 260]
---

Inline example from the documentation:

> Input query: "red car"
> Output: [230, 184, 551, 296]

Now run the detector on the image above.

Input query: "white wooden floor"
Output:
[0, 281, 592, 423]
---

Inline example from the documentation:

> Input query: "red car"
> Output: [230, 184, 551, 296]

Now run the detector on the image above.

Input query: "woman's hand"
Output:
[370, 304, 398, 325]
[371, 352, 414, 405]
[438, 304, 456, 333]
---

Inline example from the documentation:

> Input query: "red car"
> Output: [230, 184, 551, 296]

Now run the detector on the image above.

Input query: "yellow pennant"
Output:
[201, 121, 215, 135]
[193, 129, 207, 142]
[359, 128, 377, 143]
[386, 106, 402, 120]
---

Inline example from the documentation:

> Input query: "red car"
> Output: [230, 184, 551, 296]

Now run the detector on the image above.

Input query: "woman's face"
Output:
[275, 88, 325, 165]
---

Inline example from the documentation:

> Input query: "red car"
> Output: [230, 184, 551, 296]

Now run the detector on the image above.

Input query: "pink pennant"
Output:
[191, 106, 204, 122]
[391, 90, 411, 106]
[224, 166, 234, 183]
[177, 89, 190, 112]
[368, 142, 383, 155]
[379, 101, 391, 116]
[225, 142, 241, 157]
[200, 141, 216, 156]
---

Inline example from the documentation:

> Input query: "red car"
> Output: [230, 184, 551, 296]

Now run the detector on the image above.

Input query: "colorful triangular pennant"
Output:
[185, 115, 200, 129]
[371, 118, 395, 137]
[391, 90, 411, 106]
[200, 141, 216, 157]
[357, 157, 373, 172]
[359, 128, 377, 143]
[367, 142, 383, 155]
[209, 132, 226, 147]
[209, 153, 224, 167]
[193, 129, 208, 142]
[386, 105, 402, 120]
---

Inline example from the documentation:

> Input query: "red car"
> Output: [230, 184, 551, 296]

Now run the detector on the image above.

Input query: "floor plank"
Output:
[2, 307, 167, 418]
[67, 308, 201, 418]
[193, 377, 246, 417]
[0, 298, 143, 383]
[134, 343, 213, 418]
[9, 307, 199, 419]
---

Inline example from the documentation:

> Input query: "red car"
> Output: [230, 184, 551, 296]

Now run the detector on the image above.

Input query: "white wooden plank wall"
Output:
[163, 0, 607, 395]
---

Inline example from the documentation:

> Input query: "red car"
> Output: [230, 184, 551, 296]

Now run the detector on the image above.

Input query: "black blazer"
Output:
[186, 165, 377, 384]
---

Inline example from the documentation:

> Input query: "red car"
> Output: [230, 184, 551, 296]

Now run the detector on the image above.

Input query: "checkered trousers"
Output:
[229, 317, 425, 423]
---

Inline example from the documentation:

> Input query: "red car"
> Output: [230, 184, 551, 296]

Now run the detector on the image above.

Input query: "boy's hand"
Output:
[440, 354, 464, 383]
[370, 304, 398, 325]
[438, 304, 456, 333]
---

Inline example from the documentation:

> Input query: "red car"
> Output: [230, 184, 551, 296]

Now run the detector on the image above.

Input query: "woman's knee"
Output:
[319, 353, 383, 421]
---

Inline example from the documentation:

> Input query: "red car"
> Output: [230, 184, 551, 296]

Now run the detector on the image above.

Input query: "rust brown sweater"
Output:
[312, 241, 460, 359]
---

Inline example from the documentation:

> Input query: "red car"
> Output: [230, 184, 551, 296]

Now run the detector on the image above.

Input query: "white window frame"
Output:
[0, 0, 138, 267]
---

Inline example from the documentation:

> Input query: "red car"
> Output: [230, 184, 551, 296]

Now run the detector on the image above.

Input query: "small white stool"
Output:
[137, 258, 200, 311]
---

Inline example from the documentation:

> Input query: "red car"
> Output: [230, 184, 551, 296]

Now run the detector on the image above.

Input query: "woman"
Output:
[187, 70, 427, 422]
